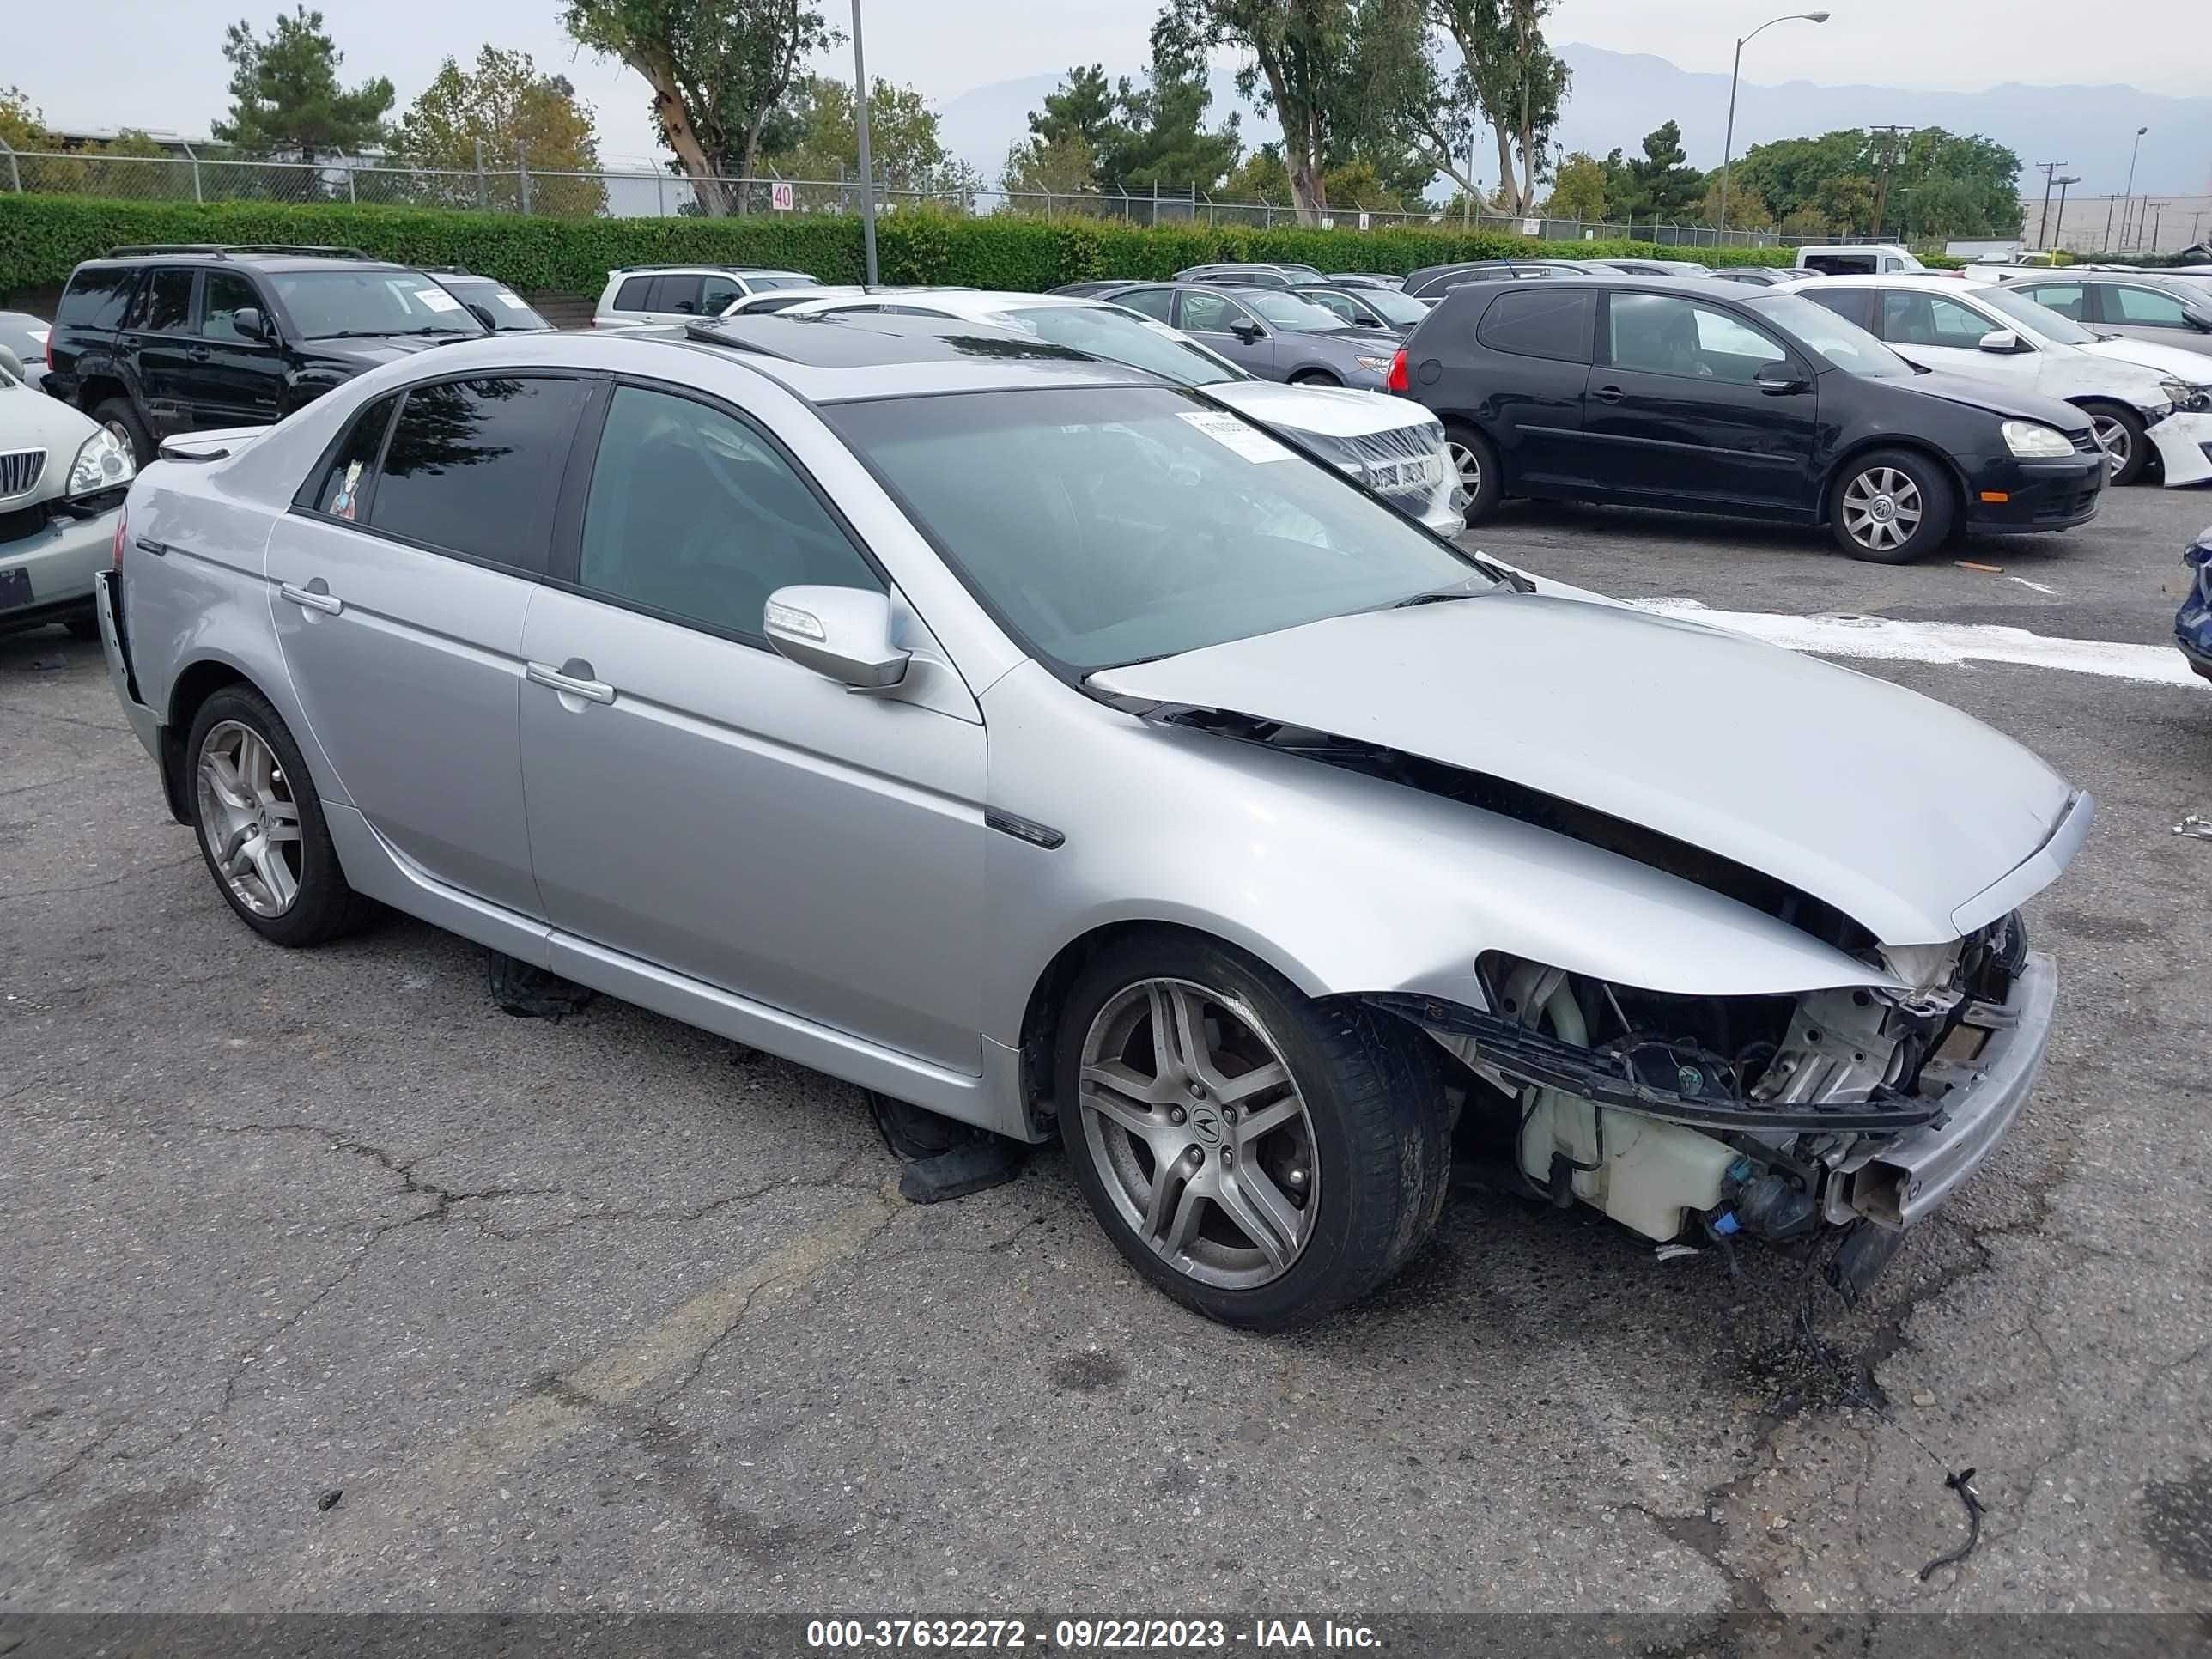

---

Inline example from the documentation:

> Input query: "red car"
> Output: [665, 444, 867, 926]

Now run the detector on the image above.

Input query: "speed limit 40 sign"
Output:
[770, 180, 795, 211]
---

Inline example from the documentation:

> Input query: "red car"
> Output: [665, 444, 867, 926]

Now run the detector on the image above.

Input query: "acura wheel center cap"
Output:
[1188, 1106, 1222, 1145]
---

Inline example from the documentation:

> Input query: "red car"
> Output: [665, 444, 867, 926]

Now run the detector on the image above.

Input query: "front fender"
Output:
[977, 665, 1895, 1048]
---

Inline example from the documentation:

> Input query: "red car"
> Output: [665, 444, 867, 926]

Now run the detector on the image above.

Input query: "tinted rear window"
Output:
[59, 267, 137, 330]
[614, 275, 655, 310]
[1475, 288, 1596, 362]
[367, 377, 590, 573]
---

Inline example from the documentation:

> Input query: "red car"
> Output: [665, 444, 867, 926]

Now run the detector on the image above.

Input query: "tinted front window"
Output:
[996, 305, 1244, 386]
[2111, 285, 2191, 326]
[579, 386, 879, 639]
[825, 386, 1487, 672]
[270, 270, 485, 339]
[1112, 287, 1175, 321]
[133, 270, 194, 332]
[699, 275, 742, 313]
[1476, 288, 1595, 362]
[59, 267, 137, 330]
[1607, 294, 1787, 383]
[368, 377, 589, 572]
[301, 392, 398, 518]
[649, 275, 705, 314]
[200, 272, 263, 340]
[1881, 291, 1999, 349]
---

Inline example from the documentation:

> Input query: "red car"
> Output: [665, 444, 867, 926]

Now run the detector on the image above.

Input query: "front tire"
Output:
[1828, 447, 1955, 563]
[2083, 402, 2148, 486]
[186, 685, 370, 946]
[1055, 932, 1453, 1331]
[1441, 420, 1504, 524]
[1289, 369, 1341, 387]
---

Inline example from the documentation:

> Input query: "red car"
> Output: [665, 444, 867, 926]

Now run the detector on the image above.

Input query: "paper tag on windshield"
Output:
[495, 290, 529, 309]
[417, 289, 463, 312]
[1178, 410, 1294, 463]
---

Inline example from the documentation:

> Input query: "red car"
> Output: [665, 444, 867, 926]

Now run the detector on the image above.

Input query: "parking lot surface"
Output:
[4, 484, 2209, 1630]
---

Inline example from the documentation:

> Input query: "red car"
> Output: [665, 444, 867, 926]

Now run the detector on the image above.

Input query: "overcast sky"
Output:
[16, 0, 2209, 170]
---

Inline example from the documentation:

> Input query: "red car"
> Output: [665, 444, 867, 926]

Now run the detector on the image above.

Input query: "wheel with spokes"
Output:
[2082, 403, 2148, 486]
[186, 685, 369, 945]
[1440, 420, 1502, 524]
[1827, 447, 1954, 564]
[1056, 933, 1452, 1330]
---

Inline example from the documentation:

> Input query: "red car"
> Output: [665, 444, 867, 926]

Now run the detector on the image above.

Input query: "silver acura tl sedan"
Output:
[94, 319, 2088, 1330]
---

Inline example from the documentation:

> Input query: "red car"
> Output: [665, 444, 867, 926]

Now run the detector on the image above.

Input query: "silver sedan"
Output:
[97, 322, 2086, 1329]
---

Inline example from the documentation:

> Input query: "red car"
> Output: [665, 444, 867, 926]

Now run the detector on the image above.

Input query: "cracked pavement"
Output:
[2, 483, 2209, 1633]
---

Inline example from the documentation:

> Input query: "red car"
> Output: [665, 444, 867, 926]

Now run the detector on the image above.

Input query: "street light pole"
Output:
[1717, 10, 1831, 233]
[2051, 175, 2079, 252]
[2116, 125, 2147, 252]
[851, 0, 878, 288]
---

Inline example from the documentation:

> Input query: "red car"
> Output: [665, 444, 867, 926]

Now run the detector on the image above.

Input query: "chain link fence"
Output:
[0, 144, 1784, 246]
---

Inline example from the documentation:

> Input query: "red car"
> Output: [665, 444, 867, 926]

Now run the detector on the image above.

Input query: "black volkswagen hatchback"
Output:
[1390, 275, 2106, 562]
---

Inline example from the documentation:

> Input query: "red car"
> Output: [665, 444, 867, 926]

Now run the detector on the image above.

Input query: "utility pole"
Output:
[2117, 125, 2148, 251]
[1869, 125, 1913, 241]
[2051, 175, 2080, 252]
[2150, 200, 2166, 252]
[2033, 160, 2067, 250]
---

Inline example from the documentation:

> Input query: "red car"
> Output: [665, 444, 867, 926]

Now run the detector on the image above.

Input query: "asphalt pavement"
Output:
[3, 480, 2209, 1639]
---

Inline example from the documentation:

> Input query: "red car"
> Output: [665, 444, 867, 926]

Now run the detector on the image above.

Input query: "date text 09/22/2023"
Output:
[805, 1618, 1382, 1650]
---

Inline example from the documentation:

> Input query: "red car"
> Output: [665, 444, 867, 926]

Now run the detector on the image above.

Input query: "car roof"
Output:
[675, 314, 1161, 403]
[608, 264, 813, 277]
[1788, 272, 1986, 291]
[80, 245, 416, 275]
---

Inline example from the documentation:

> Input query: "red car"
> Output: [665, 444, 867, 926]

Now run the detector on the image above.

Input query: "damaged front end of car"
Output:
[1369, 912, 2056, 1293]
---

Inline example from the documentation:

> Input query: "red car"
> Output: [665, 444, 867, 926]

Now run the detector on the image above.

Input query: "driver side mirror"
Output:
[231, 307, 267, 342]
[1754, 360, 1809, 394]
[1977, 328, 2026, 354]
[0, 345, 21, 381]
[1230, 320, 1267, 343]
[764, 586, 910, 690]
[2185, 309, 2212, 334]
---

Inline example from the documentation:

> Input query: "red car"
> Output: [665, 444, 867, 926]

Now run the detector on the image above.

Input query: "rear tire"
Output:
[1055, 931, 1452, 1332]
[91, 398, 154, 468]
[1827, 447, 1955, 564]
[2082, 402, 2148, 486]
[186, 685, 372, 947]
[1442, 420, 1504, 524]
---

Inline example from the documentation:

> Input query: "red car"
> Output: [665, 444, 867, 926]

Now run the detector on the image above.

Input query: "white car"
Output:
[751, 289, 1466, 535]
[1778, 273, 2212, 486]
[591, 265, 821, 330]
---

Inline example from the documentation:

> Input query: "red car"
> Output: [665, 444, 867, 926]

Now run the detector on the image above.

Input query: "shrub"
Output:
[0, 193, 1800, 300]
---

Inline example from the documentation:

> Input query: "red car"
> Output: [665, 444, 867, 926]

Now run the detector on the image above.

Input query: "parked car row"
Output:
[91, 305, 2090, 1329]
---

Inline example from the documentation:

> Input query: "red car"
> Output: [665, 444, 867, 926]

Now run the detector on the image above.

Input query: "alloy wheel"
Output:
[1839, 466, 1923, 555]
[1447, 441, 1482, 500]
[196, 720, 304, 916]
[2091, 415, 2131, 477]
[1076, 978, 1319, 1290]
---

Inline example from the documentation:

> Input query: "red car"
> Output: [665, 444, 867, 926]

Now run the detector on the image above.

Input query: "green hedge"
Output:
[1, 192, 1807, 300]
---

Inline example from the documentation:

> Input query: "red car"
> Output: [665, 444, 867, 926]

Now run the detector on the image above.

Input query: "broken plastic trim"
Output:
[1366, 993, 1942, 1133]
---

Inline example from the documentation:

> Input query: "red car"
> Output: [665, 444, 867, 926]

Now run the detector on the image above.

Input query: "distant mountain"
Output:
[937, 46, 2209, 202]
[1551, 45, 2209, 197]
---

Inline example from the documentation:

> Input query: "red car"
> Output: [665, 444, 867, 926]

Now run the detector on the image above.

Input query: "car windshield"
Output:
[747, 275, 818, 292]
[1975, 285, 2097, 345]
[992, 305, 1246, 386]
[1742, 293, 1912, 377]
[447, 280, 550, 331]
[272, 270, 489, 338]
[826, 386, 1490, 672]
[1346, 288, 1430, 325]
[1245, 292, 1359, 332]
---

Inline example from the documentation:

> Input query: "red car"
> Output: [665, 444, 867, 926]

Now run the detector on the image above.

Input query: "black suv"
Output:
[45, 245, 489, 464]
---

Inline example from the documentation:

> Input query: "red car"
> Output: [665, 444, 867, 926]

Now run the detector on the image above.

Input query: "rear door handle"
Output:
[1590, 384, 1626, 404]
[526, 659, 616, 706]
[279, 580, 343, 615]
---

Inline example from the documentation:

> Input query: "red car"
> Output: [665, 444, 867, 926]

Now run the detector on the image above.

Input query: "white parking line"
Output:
[1632, 599, 2198, 688]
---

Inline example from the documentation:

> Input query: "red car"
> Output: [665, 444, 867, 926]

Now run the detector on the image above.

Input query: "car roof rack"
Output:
[103, 242, 377, 261]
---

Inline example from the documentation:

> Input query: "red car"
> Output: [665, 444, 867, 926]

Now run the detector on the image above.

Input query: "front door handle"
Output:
[279, 580, 343, 615]
[1590, 384, 1626, 404]
[187, 346, 213, 362]
[526, 659, 616, 706]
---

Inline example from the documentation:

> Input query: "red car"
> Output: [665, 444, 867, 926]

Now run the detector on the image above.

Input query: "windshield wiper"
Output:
[1393, 573, 1517, 607]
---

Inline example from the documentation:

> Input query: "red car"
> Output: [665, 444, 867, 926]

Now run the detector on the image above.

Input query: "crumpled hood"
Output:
[2081, 334, 2212, 383]
[1091, 592, 2081, 946]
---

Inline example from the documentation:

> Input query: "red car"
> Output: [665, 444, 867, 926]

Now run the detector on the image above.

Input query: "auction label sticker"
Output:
[495, 290, 532, 309]
[1178, 410, 1295, 463]
[417, 288, 464, 312]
